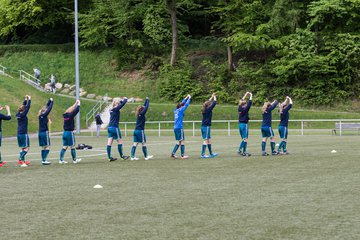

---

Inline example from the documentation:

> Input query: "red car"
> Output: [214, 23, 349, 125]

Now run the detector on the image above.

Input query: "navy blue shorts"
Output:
[174, 128, 184, 141]
[62, 131, 75, 147]
[38, 131, 51, 147]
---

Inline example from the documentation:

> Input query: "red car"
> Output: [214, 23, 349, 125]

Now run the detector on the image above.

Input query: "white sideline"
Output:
[2, 141, 197, 162]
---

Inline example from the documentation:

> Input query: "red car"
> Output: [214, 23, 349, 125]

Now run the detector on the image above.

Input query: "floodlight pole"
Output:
[74, 0, 80, 134]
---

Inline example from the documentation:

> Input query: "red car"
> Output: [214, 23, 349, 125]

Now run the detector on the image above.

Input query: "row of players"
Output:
[0, 92, 292, 167]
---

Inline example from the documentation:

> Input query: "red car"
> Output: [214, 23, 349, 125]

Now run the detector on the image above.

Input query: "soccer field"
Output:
[1, 134, 360, 239]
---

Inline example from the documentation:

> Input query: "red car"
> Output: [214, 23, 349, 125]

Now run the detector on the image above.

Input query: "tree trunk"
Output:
[227, 45, 234, 71]
[167, 0, 178, 66]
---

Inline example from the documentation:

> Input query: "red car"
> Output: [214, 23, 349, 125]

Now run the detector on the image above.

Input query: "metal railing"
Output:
[0, 64, 7, 75]
[19, 70, 41, 87]
[85, 93, 108, 127]
[104, 119, 360, 137]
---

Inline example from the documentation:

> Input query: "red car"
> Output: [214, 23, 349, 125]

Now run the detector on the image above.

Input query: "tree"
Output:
[166, 0, 178, 66]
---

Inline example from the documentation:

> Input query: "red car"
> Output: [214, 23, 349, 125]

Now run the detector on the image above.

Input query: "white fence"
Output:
[96, 119, 360, 137]
[19, 70, 41, 88]
[85, 93, 108, 127]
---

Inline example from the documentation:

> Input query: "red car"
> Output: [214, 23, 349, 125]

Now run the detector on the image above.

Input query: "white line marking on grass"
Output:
[2, 141, 198, 162]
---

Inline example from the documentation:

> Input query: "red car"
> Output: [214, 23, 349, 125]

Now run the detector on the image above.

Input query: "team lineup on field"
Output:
[0, 92, 294, 168]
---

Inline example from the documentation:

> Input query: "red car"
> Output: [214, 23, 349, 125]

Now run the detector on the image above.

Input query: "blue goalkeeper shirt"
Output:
[174, 98, 191, 129]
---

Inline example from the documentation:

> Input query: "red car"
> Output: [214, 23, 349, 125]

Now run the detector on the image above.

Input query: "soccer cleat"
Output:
[209, 153, 219, 158]
[59, 160, 68, 164]
[73, 158, 82, 164]
[131, 157, 139, 161]
[144, 155, 153, 161]
[237, 150, 242, 155]
[120, 156, 130, 161]
[0, 161, 7, 167]
[282, 151, 289, 155]
[262, 152, 269, 156]
[201, 155, 210, 159]
[171, 154, 178, 159]
[242, 153, 252, 157]
[20, 163, 28, 167]
[108, 157, 118, 162]
[42, 161, 51, 165]
[17, 160, 30, 165]
[271, 152, 279, 155]
[180, 155, 189, 159]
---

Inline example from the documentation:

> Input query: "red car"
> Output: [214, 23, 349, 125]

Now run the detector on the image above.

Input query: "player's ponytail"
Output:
[201, 101, 211, 113]
[262, 102, 271, 114]
[135, 106, 144, 116]
[239, 99, 246, 107]
[38, 106, 47, 116]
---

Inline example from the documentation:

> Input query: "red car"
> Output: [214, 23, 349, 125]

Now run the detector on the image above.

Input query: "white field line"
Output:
[2, 141, 197, 162]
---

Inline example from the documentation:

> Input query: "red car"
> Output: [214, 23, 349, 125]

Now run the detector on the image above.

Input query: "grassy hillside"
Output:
[0, 75, 94, 136]
[2, 48, 360, 133]
[0, 50, 160, 101]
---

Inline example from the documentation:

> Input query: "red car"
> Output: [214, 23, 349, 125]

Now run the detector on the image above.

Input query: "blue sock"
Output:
[208, 144, 213, 155]
[283, 142, 287, 152]
[201, 144, 206, 156]
[44, 150, 50, 161]
[60, 148, 66, 161]
[278, 141, 283, 152]
[243, 142, 247, 153]
[19, 150, 27, 161]
[142, 146, 148, 158]
[180, 145, 185, 156]
[131, 146, 136, 158]
[172, 144, 179, 155]
[41, 150, 45, 161]
[239, 141, 244, 152]
[118, 144, 124, 158]
[71, 149, 76, 161]
[261, 141, 266, 152]
[107, 145, 111, 159]
[270, 142, 275, 153]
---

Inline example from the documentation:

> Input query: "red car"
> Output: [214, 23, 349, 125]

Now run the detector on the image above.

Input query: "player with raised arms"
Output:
[130, 97, 153, 161]
[200, 93, 218, 158]
[278, 96, 293, 154]
[238, 92, 252, 156]
[16, 95, 31, 167]
[59, 100, 81, 164]
[261, 99, 278, 156]
[38, 98, 54, 165]
[0, 104, 11, 167]
[171, 94, 191, 159]
[106, 97, 129, 161]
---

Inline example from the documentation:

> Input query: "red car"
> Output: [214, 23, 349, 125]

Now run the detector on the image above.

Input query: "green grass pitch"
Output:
[1, 134, 359, 239]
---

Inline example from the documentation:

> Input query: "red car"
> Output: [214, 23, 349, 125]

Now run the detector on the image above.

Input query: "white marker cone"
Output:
[331, 150, 337, 153]
[93, 184, 103, 189]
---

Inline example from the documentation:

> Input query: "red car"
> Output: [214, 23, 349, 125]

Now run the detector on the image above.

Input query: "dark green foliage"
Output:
[0, 43, 75, 56]
[1, 0, 360, 106]
[159, 62, 203, 101]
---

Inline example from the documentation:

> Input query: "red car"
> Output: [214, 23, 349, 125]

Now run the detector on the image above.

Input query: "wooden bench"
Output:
[332, 122, 360, 135]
